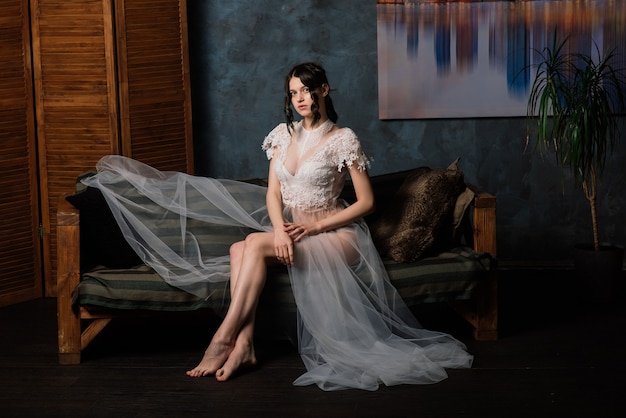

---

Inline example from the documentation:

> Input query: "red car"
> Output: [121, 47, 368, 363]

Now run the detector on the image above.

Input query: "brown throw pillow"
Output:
[371, 162, 466, 262]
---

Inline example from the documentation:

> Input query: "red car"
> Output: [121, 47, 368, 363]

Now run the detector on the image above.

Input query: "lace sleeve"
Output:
[328, 128, 372, 172]
[261, 123, 290, 160]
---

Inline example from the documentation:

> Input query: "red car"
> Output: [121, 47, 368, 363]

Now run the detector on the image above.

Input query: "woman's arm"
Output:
[266, 156, 297, 265]
[266, 157, 286, 230]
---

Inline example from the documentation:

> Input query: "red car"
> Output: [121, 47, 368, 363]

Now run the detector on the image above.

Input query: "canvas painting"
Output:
[377, 0, 626, 119]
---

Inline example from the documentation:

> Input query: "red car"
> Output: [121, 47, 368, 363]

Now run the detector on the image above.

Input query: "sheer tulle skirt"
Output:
[288, 208, 472, 390]
[85, 155, 472, 391]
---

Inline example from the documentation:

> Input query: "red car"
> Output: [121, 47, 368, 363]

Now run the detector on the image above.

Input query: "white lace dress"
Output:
[84, 122, 473, 391]
[261, 122, 472, 390]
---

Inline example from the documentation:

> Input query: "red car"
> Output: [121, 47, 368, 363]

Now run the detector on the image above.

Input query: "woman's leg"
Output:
[214, 240, 260, 381]
[187, 232, 275, 379]
[228, 240, 258, 348]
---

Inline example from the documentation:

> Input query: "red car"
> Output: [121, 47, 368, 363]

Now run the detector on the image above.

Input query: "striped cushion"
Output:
[386, 247, 492, 304]
[77, 264, 214, 311]
[75, 247, 492, 312]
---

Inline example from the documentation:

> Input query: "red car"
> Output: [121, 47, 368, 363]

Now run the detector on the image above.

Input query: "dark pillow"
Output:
[66, 180, 142, 272]
[370, 163, 466, 262]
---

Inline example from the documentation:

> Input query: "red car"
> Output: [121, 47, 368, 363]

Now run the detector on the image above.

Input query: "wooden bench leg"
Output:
[57, 200, 82, 364]
[472, 270, 498, 340]
[57, 273, 81, 365]
[448, 271, 498, 341]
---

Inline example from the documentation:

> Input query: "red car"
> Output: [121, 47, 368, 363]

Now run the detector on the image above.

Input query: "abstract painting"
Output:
[377, 0, 626, 119]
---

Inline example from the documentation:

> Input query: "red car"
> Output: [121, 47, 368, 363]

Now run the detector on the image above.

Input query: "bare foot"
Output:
[186, 339, 234, 377]
[215, 339, 257, 382]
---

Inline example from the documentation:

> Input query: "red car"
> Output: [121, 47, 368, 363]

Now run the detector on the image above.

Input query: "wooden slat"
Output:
[81, 318, 113, 349]
[115, 0, 194, 173]
[0, 0, 42, 306]
[31, 0, 120, 296]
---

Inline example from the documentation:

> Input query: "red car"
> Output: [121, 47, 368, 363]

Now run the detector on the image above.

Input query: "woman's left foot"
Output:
[186, 339, 234, 377]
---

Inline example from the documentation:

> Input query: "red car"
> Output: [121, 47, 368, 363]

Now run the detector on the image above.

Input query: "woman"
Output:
[86, 63, 472, 391]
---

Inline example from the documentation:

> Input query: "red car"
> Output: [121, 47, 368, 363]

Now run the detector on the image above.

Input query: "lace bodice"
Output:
[262, 122, 371, 211]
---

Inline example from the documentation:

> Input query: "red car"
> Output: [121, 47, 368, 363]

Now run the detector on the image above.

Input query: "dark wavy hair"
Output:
[284, 62, 339, 133]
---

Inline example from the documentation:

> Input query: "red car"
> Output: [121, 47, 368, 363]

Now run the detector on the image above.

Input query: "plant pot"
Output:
[574, 244, 624, 302]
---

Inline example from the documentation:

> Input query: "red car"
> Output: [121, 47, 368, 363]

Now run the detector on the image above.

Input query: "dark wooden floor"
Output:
[1, 269, 625, 418]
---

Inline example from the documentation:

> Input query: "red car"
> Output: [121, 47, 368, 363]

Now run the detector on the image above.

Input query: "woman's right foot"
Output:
[216, 338, 257, 382]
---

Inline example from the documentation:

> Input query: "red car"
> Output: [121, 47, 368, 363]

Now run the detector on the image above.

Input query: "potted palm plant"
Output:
[526, 33, 626, 301]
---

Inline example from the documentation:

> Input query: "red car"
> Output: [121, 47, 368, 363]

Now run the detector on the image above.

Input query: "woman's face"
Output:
[288, 76, 325, 119]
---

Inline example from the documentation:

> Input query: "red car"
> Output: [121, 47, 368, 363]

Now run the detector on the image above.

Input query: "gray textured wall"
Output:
[186, 0, 626, 265]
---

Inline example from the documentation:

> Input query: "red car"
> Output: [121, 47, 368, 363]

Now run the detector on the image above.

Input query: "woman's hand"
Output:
[284, 222, 320, 243]
[274, 230, 295, 266]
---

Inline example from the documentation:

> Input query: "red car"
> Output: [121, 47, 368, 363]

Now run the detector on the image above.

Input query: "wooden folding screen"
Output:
[0, 0, 43, 306]
[0, 0, 193, 301]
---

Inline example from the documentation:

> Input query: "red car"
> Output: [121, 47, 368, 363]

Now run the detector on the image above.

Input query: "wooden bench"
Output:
[56, 173, 497, 365]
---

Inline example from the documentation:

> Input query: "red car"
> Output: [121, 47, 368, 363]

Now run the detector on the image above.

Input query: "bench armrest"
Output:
[468, 185, 497, 258]
[56, 195, 81, 364]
